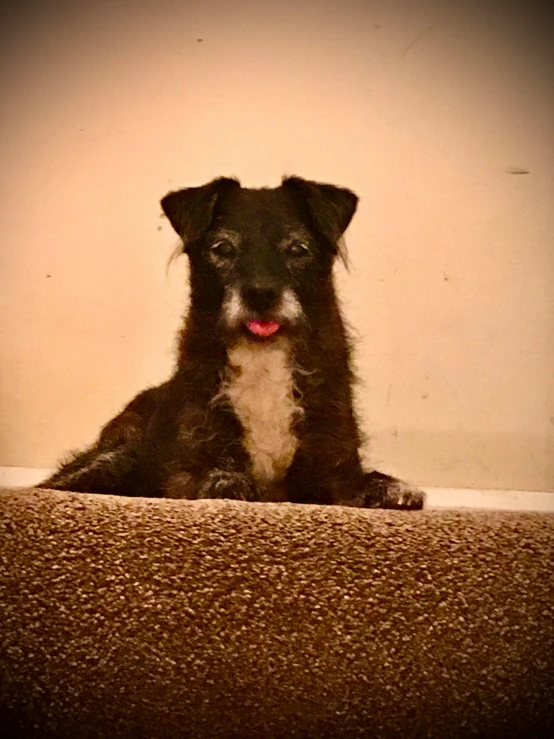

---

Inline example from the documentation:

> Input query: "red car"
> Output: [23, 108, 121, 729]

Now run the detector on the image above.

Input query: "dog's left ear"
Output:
[161, 177, 240, 248]
[281, 176, 359, 243]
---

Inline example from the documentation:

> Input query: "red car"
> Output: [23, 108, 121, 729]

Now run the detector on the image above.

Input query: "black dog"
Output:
[39, 176, 424, 509]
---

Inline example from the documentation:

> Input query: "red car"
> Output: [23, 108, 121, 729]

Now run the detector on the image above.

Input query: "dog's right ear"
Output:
[281, 176, 359, 243]
[161, 177, 240, 249]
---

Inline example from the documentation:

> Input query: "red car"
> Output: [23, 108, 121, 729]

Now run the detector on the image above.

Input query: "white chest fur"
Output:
[222, 339, 301, 486]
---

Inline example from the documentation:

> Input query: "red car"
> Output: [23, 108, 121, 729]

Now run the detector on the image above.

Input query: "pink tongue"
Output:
[246, 320, 281, 337]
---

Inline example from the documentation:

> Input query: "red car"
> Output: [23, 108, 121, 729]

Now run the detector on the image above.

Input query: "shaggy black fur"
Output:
[39, 176, 424, 509]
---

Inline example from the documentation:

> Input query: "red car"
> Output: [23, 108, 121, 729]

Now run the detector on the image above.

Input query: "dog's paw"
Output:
[381, 479, 425, 510]
[197, 470, 259, 502]
[363, 470, 425, 510]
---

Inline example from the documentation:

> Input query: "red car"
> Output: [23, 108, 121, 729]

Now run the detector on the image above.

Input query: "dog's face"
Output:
[161, 177, 358, 342]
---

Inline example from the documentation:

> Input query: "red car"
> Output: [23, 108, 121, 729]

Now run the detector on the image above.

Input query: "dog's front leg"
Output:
[285, 444, 424, 510]
[284, 444, 368, 507]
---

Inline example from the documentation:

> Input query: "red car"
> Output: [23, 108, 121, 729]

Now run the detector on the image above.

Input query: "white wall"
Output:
[1, 0, 553, 491]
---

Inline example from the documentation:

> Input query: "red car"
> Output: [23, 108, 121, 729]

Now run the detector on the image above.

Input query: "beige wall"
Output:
[1, 0, 553, 491]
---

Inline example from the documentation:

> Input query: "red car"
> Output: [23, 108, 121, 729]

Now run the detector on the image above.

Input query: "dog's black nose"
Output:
[242, 285, 280, 313]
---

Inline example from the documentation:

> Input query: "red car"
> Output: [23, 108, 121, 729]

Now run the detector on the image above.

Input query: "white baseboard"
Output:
[0, 467, 553, 512]
[423, 487, 554, 512]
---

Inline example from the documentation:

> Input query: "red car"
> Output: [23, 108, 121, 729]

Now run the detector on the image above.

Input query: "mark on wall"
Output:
[505, 167, 530, 175]
[401, 26, 434, 57]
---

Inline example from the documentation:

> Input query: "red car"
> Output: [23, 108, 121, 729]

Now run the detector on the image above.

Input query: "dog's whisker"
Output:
[165, 241, 185, 275]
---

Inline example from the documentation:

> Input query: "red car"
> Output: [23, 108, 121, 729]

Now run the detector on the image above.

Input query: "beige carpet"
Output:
[1, 487, 553, 738]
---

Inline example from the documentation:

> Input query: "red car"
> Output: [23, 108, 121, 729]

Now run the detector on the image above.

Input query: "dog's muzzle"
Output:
[223, 287, 302, 338]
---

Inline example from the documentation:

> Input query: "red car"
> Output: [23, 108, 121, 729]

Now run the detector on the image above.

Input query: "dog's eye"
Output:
[286, 240, 310, 257]
[210, 240, 235, 258]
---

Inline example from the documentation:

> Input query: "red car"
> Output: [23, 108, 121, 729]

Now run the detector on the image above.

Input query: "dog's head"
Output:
[161, 176, 358, 341]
